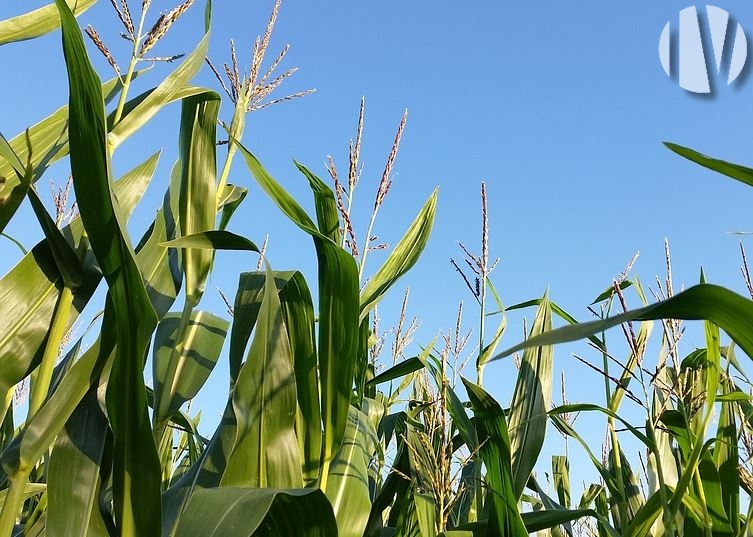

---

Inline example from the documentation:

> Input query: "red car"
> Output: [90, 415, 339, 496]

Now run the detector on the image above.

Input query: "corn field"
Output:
[2, 1, 753, 536]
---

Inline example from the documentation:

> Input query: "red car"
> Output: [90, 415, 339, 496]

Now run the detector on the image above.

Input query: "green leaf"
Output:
[178, 92, 220, 306]
[365, 356, 425, 387]
[508, 294, 552, 499]
[55, 1, 160, 534]
[174, 487, 338, 537]
[715, 379, 740, 534]
[325, 406, 378, 537]
[277, 271, 322, 483]
[221, 266, 302, 489]
[46, 388, 109, 537]
[359, 189, 437, 321]
[26, 187, 83, 288]
[296, 161, 341, 242]
[163, 229, 260, 253]
[152, 311, 228, 426]
[552, 455, 571, 509]
[495, 284, 753, 362]
[0, 0, 96, 45]
[239, 145, 360, 484]
[522, 508, 607, 534]
[621, 487, 667, 537]
[2, 323, 109, 479]
[665, 142, 753, 187]
[461, 378, 528, 537]
[0, 74, 129, 233]
[217, 184, 248, 231]
[108, 32, 211, 148]
[0, 154, 154, 413]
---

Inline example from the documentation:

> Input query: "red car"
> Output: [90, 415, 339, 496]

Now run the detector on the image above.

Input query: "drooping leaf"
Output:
[217, 184, 247, 230]
[495, 284, 753, 362]
[0, 74, 129, 233]
[174, 487, 337, 537]
[0, 0, 96, 45]
[0, 154, 155, 414]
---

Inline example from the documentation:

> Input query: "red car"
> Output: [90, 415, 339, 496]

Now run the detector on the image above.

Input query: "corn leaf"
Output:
[0, 0, 96, 45]
[152, 311, 228, 426]
[109, 33, 211, 148]
[359, 188, 437, 321]
[26, 187, 83, 288]
[715, 379, 740, 534]
[217, 184, 247, 230]
[178, 92, 220, 306]
[552, 455, 571, 509]
[221, 266, 302, 489]
[0, 74, 127, 233]
[46, 388, 109, 537]
[174, 487, 337, 537]
[325, 406, 378, 537]
[461, 378, 528, 537]
[296, 161, 340, 242]
[494, 284, 753, 362]
[366, 356, 425, 386]
[522, 508, 611, 534]
[0, 154, 155, 408]
[664, 142, 753, 187]
[277, 271, 322, 483]
[508, 294, 552, 499]
[55, 2, 160, 534]
[239, 145, 360, 481]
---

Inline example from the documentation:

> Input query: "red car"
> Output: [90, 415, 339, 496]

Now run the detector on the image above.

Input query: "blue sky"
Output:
[3, 0, 753, 497]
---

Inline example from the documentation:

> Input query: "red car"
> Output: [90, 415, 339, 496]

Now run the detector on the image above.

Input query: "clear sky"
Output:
[3, 0, 753, 497]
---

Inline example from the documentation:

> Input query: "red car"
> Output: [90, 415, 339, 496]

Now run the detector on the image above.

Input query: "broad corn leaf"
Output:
[174, 487, 337, 537]
[508, 293, 552, 499]
[221, 267, 302, 489]
[178, 92, 220, 306]
[325, 406, 378, 537]
[152, 311, 228, 426]
[55, 1, 160, 534]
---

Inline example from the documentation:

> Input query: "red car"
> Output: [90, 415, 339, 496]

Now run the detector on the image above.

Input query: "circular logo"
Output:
[659, 5, 747, 93]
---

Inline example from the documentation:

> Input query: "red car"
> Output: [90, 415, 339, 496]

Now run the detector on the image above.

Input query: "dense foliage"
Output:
[2, 2, 753, 536]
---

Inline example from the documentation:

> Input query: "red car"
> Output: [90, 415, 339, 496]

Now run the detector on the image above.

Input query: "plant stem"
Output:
[113, 57, 138, 126]
[476, 276, 487, 387]
[216, 105, 246, 203]
[358, 209, 379, 280]
[28, 286, 74, 418]
[319, 458, 331, 493]
[0, 471, 30, 537]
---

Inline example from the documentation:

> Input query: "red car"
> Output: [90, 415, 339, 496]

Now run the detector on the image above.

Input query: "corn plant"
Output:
[0, 1, 438, 535]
